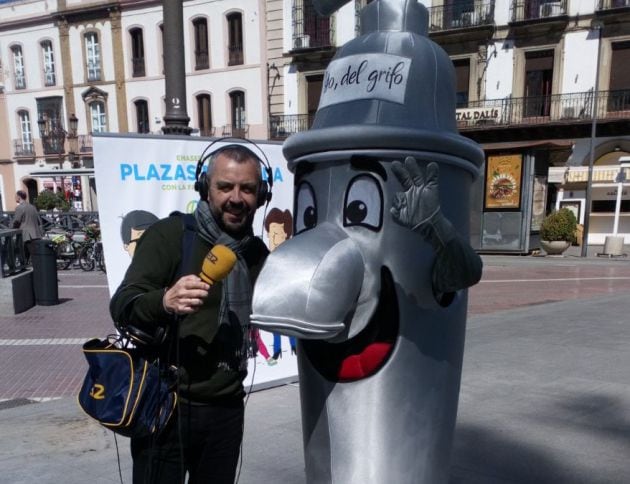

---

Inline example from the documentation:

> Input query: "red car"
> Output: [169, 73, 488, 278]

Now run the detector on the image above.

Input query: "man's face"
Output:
[207, 153, 260, 237]
[268, 222, 288, 251]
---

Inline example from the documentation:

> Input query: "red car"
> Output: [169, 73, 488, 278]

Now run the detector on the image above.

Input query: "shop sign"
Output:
[456, 107, 500, 124]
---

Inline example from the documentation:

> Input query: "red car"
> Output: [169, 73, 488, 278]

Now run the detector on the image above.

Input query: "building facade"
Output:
[268, 0, 630, 250]
[2, 0, 630, 250]
[0, 0, 267, 211]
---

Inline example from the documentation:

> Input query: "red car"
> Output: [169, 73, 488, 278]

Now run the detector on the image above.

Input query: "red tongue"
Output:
[338, 342, 393, 381]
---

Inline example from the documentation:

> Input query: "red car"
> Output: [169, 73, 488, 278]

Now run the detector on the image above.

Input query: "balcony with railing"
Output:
[14, 75, 26, 90]
[221, 124, 249, 138]
[269, 114, 314, 140]
[87, 62, 101, 82]
[44, 68, 55, 86]
[132, 57, 145, 77]
[228, 45, 243, 66]
[13, 139, 35, 157]
[510, 0, 567, 22]
[428, 1, 495, 32]
[79, 134, 93, 153]
[292, 0, 334, 51]
[598, 0, 630, 11]
[195, 51, 209, 70]
[456, 89, 630, 130]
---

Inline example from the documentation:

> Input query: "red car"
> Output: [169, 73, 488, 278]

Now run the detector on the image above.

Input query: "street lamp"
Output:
[37, 114, 79, 168]
[581, 20, 603, 257]
[67, 114, 79, 165]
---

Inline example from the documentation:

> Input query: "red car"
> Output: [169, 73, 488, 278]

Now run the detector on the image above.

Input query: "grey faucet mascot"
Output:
[251, 1, 484, 482]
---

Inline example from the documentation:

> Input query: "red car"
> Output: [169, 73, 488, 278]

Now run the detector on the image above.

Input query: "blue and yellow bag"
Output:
[77, 337, 177, 438]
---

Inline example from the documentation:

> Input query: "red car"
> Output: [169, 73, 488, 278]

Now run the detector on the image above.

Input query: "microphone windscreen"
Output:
[199, 245, 237, 285]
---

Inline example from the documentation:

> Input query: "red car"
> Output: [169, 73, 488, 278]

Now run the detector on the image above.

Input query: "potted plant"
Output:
[539, 208, 577, 255]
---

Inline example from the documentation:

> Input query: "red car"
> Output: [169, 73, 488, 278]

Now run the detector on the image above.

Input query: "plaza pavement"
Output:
[1, 247, 629, 483]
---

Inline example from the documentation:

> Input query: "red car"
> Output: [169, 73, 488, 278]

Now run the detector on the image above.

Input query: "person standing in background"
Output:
[13, 190, 44, 264]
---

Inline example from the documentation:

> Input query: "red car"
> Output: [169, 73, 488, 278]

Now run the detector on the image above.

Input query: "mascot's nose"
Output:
[251, 222, 364, 338]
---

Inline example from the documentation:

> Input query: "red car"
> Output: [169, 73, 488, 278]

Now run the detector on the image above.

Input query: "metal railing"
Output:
[511, 0, 567, 22]
[456, 89, 630, 129]
[292, 0, 334, 50]
[228, 45, 243, 66]
[195, 51, 209, 70]
[79, 134, 93, 153]
[269, 114, 314, 140]
[428, 1, 495, 32]
[132, 57, 145, 77]
[15, 75, 26, 89]
[0, 211, 100, 233]
[0, 229, 26, 278]
[13, 139, 35, 157]
[598, 0, 630, 10]
[220, 124, 249, 138]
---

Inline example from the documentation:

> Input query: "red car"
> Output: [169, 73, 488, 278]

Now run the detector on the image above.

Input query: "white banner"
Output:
[93, 133, 297, 388]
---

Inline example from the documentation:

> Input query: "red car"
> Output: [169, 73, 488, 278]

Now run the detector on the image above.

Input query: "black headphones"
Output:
[194, 137, 273, 208]
[115, 320, 170, 348]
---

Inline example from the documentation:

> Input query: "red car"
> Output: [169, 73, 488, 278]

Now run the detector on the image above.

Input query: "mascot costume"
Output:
[252, 0, 484, 482]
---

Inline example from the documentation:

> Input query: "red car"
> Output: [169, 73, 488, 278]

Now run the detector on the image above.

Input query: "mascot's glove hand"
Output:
[391, 157, 456, 251]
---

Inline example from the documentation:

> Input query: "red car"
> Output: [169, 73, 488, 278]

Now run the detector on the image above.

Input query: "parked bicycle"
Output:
[47, 230, 80, 270]
[78, 224, 106, 272]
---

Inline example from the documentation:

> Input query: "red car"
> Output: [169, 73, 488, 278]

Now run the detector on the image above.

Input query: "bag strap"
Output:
[169, 211, 200, 280]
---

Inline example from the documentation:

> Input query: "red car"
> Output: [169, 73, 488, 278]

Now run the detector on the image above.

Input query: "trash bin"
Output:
[30, 239, 59, 306]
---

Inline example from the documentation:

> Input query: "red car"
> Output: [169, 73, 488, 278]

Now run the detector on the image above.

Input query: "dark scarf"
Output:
[194, 201, 256, 372]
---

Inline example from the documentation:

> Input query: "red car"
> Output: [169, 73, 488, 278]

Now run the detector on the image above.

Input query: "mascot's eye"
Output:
[343, 175, 383, 231]
[295, 182, 317, 234]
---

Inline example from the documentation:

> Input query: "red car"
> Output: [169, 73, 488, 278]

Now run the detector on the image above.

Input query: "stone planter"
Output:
[541, 240, 571, 256]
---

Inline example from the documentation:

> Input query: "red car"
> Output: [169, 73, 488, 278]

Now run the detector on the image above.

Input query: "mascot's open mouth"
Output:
[302, 266, 399, 382]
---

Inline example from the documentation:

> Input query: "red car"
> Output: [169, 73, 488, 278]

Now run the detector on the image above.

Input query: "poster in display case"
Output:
[484, 154, 523, 210]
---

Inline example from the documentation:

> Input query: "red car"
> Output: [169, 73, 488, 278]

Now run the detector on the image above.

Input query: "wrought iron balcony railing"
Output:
[598, 0, 630, 10]
[228, 45, 243, 66]
[44, 68, 56, 86]
[195, 51, 209, 70]
[221, 124, 249, 138]
[13, 139, 34, 157]
[269, 114, 314, 140]
[292, 0, 334, 50]
[428, 1, 495, 32]
[132, 57, 145, 77]
[79, 134, 93, 153]
[14, 75, 26, 90]
[511, 0, 567, 22]
[87, 62, 101, 82]
[456, 89, 630, 129]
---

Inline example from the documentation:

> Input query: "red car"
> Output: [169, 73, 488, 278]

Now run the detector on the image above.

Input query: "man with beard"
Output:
[110, 145, 269, 484]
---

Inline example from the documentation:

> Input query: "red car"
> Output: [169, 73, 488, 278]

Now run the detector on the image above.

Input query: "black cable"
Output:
[113, 433, 124, 484]
[235, 351, 257, 484]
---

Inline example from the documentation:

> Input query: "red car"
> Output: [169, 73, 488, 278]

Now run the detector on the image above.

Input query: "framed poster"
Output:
[484, 154, 523, 210]
[530, 176, 548, 231]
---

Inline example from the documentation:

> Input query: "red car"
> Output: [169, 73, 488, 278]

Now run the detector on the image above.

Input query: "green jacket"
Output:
[109, 214, 268, 403]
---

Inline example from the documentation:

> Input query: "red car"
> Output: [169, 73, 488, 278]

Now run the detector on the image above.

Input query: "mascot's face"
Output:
[251, 158, 434, 382]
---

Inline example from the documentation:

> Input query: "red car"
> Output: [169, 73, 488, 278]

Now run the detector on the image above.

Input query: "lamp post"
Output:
[162, 0, 191, 135]
[581, 21, 603, 257]
[67, 113, 79, 165]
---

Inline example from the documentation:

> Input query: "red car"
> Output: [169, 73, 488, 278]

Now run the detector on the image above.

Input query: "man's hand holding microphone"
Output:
[162, 245, 237, 315]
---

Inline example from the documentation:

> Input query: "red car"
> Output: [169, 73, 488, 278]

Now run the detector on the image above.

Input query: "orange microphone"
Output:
[199, 245, 237, 285]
